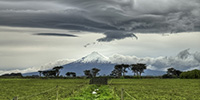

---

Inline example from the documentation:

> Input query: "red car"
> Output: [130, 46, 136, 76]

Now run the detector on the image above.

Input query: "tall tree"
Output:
[164, 67, 182, 78]
[110, 69, 118, 77]
[131, 64, 138, 76]
[131, 63, 147, 76]
[52, 66, 63, 77]
[137, 63, 147, 76]
[114, 64, 123, 78]
[121, 64, 130, 76]
[91, 68, 100, 77]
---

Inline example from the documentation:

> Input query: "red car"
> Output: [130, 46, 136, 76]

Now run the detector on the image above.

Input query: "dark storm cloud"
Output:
[34, 33, 77, 37]
[97, 31, 137, 42]
[0, 0, 200, 41]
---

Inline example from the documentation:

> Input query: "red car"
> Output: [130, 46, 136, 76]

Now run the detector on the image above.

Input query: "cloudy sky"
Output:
[0, 0, 200, 74]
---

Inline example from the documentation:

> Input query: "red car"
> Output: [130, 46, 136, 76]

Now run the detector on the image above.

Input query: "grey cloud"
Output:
[34, 33, 78, 37]
[193, 51, 200, 63]
[177, 48, 190, 59]
[0, 0, 200, 42]
[109, 49, 200, 71]
[97, 31, 137, 42]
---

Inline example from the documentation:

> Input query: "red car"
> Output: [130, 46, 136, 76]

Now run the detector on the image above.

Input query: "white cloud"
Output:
[0, 59, 74, 75]
[109, 49, 200, 71]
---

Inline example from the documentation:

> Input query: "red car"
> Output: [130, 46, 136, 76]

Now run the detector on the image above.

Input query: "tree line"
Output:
[36, 63, 147, 78]
[162, 68, 200, 79]
[110, 63, 147, 78]
[1, 63, 199, 79]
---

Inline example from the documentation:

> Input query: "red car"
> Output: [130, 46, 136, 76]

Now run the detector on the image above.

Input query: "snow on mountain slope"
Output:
[76, 51, 110, 63]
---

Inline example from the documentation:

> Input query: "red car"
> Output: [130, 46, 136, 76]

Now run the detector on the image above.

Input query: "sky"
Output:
[0, 0, 200, 74]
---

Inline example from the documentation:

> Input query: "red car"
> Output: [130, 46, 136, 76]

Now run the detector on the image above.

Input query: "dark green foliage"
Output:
[84, 70, 92, 78]
[110, 64, 130, 78]
[167, 68, 182, 77]
[84, 68, 100, 78]
[39, 66, 63, 77]
[131, 63, 147, 76]
[66, 72, 76, 77]
[180, 69, 200, 79]
[121, 64, 130, 76]
[42, 70, 56, 77]
[52, 66, 63, 77]
[162, 68, 182, 78]
[91, 68, 100, 77]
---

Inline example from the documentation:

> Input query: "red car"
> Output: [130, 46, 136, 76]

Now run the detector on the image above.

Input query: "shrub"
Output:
[180, 69, 200, 79]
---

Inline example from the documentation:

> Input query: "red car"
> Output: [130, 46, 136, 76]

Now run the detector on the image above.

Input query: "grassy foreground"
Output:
[0, 78, 89, 100]
[109, 79, 200, 100]
[0, 78, 199, 100]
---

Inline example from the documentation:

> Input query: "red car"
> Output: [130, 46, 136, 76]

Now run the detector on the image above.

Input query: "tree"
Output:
[162, 68, 182, 78]
[114, 64, 123, 78]
[167, 68, 176, 75]
[180, 69, 200, 79]
[167, 68, 182, 77]
[110, 69, 118, 77]
[66, 72, 71, 77]
[42, 70, 56, 77]
[71, 72, 76, 77]
[91, 68, 100, 77]
[130, 64, 138, 76]
[137, 63, 147, 76]
[121, 64, 130, 76]
[84, 70, 92, 78]
[52, 66, 63, 77]
[66, 72, 76, 77]
[131, 63, 147, 76]
[38, 71, 42, 77]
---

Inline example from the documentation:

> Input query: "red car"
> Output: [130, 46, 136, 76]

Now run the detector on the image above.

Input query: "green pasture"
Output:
[0, 78, 89, 100]
[109, 79, 200, 100]
[0, 78, 199, 100]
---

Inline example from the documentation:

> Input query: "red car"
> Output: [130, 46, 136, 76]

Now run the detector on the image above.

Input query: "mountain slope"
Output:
[60, 52, 114, 76]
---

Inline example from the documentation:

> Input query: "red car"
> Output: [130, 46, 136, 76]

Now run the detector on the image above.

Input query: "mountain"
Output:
[23, 51, 165, 76]
[76, 51, 110, 63]
[60, 52, 114, 76]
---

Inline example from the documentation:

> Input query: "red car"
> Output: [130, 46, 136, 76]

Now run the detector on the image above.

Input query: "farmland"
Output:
[0, 78, 89, 100]
[0, 78, 200, 100]
[109, 79, 200, 100]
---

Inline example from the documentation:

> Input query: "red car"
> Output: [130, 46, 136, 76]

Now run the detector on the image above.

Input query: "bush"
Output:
[180, 69, 200, 79]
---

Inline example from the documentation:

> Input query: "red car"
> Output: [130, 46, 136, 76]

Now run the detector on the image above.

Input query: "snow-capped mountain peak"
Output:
[77, 51, 110, 63]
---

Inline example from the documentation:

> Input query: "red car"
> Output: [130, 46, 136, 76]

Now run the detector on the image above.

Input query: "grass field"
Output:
[0, 78, 199, 100]
[0, 78, 89, 100]
[109, 79, 200, 100]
